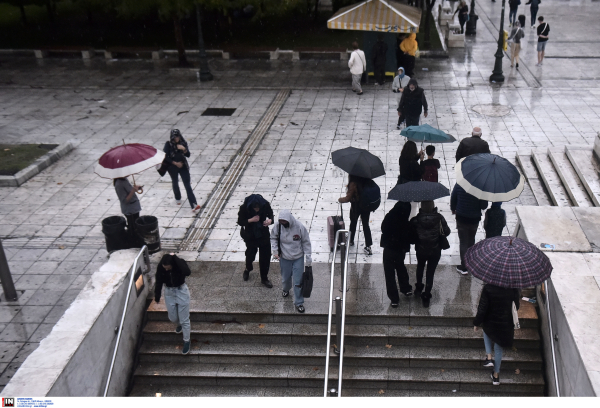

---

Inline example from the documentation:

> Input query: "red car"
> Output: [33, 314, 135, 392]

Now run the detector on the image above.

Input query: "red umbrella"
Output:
[95, 143, 165, 179]
[465, 237, 553, 288]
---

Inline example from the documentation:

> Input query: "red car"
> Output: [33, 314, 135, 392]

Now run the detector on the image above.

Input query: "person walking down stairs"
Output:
[155, 253, 192, 355]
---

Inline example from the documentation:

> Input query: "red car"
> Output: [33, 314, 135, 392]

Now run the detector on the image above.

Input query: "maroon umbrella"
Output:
[95, 143, 165, 179]
[465, 237, 553, 288]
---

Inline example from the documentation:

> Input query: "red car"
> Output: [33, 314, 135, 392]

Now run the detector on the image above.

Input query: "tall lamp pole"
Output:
[489, 0, 506, 82]
[196, 4, 213, 82]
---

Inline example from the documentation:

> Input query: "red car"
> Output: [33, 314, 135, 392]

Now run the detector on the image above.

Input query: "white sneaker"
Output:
[456, 266, 468, 275]
[176, 200, 182, 205]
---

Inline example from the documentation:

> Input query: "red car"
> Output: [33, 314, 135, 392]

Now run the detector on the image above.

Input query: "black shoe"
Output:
[414, 283, 424, 295]
[282, 290, 289, 298]
[491, 373, 500, 385]
[175, 325, 182, 334]
[422, 297, 430, 307]
[402, 291, 413, 297]
[364, 246, 372, 255]
[296, 304, 305, 313]
[243, 269, 249, 281]
[182, 341, 191, 355]
[391, 302, 399, 308]
[261, 279, 273, 288]
[516, 63, 519, 68]
[483, 358, 494, 368]
[357, 92, 363, 95]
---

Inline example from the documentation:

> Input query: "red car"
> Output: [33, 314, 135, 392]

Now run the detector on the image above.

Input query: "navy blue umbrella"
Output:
[388, 181, 450, 202]
[456, 153, 524, 202]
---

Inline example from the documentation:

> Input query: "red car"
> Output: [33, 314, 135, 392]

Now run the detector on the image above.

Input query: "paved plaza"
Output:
[0, 0, 600, 393]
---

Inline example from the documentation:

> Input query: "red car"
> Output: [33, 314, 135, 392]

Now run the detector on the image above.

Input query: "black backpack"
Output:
[359, 179, 381, 212]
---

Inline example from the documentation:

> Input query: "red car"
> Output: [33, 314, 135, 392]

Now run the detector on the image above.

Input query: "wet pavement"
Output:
[0, 0, 599, 393]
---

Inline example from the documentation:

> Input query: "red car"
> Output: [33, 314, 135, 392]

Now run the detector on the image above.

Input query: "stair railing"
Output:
[544, 279, 561, 397]
[324, 229, 350, 397]
[103, 245, 150, 397]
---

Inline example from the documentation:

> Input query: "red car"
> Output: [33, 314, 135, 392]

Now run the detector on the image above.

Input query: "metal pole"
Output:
[0, 240, 18, 301]
[489, 0, 507, 82]
[195, 4, 213, 82]
[545, 280, 561, 396]
[334, 297, 342, 355]
[339, 240, 346, 292]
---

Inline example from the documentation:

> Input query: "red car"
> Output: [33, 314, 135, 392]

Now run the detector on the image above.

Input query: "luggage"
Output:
[360, 179, 381, 212]
[328, 204, 345, 252]
[301, 265, 313, 298]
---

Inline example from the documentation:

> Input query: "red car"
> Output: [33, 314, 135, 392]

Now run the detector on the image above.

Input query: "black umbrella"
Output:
[388, 181, 450, 202]
[331, 147, 385, 179]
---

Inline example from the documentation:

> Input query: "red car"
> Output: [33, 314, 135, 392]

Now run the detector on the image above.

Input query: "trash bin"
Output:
[102, 216, 128, 253]
[135, 215, 161, 254]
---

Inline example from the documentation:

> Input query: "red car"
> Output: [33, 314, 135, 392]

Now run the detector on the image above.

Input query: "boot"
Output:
[421, 292, 432, 308]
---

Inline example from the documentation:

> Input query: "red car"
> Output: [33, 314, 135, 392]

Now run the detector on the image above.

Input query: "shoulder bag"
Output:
[439, 221, 450, 250]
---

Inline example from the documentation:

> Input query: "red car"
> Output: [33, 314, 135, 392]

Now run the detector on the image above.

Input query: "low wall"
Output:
[0, 249, 150, 396]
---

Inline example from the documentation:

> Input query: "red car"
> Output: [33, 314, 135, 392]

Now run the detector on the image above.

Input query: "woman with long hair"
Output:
[338, 174, 373, 255]
[398, 140, 424, 219]
[163, 129, 201, 212]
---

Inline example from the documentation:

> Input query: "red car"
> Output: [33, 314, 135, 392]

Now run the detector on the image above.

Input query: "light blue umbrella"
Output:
[400, 124, 456, 144]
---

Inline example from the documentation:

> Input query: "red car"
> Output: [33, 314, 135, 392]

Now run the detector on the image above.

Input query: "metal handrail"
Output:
[545, 279, 560, 397]
[103, 246, 150, 397]
[324, 229, 350, 397]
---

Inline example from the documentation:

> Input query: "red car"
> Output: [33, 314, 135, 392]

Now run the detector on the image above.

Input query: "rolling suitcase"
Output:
[328, 204, 345, 252]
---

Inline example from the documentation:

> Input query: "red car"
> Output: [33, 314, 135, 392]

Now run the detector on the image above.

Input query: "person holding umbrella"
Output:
[467, 237, 553, 386]
[113, 177, 142, 245]
[410, 200, 451, 307]
[163, 129, 201, 212]
[339, 175, 374, 255]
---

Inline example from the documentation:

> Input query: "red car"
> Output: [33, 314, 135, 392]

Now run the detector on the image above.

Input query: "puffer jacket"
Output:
[398, 79, 428, 117]
[474, 284, 521, 348]
[380, 201, 412, 252]
[409, 208, 451, 256]
[270, 209, 312, 265]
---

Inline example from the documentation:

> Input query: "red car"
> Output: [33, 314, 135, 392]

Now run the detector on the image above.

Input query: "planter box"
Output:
[444, 22, 461, 38]
[448, 31, 465, 48]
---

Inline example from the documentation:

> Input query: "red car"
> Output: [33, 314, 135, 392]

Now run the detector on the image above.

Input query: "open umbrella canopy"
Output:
[95, 143, 165, 179]
[465, 237, 553, 288]
[332, 147, 385, 179]
[456, 153, 524, 202]
[388, 181, 450, 202]
[400, 124, 456, 143]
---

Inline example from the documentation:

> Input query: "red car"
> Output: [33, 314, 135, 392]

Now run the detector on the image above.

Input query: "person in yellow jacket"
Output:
[400, 33, 418, 77]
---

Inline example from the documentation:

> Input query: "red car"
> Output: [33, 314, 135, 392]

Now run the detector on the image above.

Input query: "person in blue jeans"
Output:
[163, 129, 201, 212]
[474, 284, 521, 386]
[508, 0, 520, 27]
[155, 253, 192, 355]
[270, 209, 312, 314]
[525, 0, 540, 28]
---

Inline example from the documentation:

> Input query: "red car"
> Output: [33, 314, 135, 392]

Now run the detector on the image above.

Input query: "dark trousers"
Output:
[383, 248, 411, 302]
[530, 7, 538, 27]
[405, 55, 416, 77]
[349, 203, 373, 247]
[374, 64, 386, 85]
[167, 165, 197, 209]
[457, 219, 479, 270]
[245, 238, 271, 281]
[125, 212, 140, 248]
[509, 8, 518, 25]
[416, 251, 441, 297]
[406, 115, 420, 127]
[397, 113, 405, 126]
[459, 15, 467, 34]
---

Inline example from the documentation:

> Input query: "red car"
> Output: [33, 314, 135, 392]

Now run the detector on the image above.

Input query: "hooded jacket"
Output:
[380, 201, 412, 252]
[392, 68, 410, 92]
[237, 194, 274, 241]
[474, 284, 521, 348]
[400, 33, 418, 56]
[398, 79, 428, 117]
[409, 208, 451, 256]
[270, 210, 312, 265]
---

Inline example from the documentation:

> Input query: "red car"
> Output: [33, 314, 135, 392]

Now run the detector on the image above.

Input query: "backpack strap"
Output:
[278, 222, 282, 257]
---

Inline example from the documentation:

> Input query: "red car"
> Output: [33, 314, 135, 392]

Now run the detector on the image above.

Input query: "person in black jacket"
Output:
[398, 78, 428, 127]
[381, 201, 413, 306]
[371, 33, 388, 86]
[474, 284, 521, 385]
[484, 202, 507, 238]
[155, 253, 192, 355]
[163, 129, 201, 212]
[398, 141, 424, 220]
[237, 194, 274, 288]
[455, 127, 491, 162]
[409, 201, 451, 307]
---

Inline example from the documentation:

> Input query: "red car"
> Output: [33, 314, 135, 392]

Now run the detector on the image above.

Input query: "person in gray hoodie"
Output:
[270, 209, 312, 313]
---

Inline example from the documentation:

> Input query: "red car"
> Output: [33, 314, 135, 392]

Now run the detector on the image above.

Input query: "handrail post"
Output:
[323, 230, 342, 397]
[337, 231, 350, 397]
[334, 297, 342, 355]
[339, 240, 346, 292]
[545, 279, 560, 397]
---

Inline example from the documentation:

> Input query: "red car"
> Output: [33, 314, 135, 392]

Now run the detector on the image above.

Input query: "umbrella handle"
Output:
[131, 174, 143, 194]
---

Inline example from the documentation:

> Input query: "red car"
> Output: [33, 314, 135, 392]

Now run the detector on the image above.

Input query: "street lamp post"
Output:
[196, 4, 213, 82]
[489, 0, 506, 83]
[465, 0, 479, 35]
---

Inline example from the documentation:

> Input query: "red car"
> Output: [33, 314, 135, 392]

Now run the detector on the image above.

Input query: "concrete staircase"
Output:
[516, 140, 600, 208]
[128, 262, 545, 397]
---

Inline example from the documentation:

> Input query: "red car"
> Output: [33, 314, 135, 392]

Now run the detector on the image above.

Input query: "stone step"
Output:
[131, 362, 545, 394]
[548, 149, 594, 207]
[531, 151, 572, 206]
[128, 383, 542, 397]
[138, 340, 543, 370]
[566, 147, 600, 206]
[516, 155, 552, 206]
[142, 321, 541, 349]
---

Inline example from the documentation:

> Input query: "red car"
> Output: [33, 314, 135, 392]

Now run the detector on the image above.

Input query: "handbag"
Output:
[301, 265, 313, 298]
[157, 159, 169, 177]
[512, 301, 521, 329]
[357, 51, 368, 85]
[439, 221, 450, 250]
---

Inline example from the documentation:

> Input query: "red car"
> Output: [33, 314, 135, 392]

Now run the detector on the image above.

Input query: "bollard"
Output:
[0, 240, 18, 301]
[334, 296, 342, 354]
